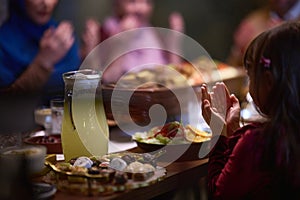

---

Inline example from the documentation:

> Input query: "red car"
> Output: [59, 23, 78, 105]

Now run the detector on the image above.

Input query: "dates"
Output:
[36, 136, 60, 144]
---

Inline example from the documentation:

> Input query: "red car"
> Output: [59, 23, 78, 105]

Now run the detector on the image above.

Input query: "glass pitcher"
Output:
[61, 69, 109, 161]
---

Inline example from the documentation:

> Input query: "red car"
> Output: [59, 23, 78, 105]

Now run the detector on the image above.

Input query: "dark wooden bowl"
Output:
[102, 84, 201, 126]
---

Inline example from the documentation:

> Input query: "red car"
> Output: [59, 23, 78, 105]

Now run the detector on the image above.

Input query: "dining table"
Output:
[33, 126, 210, 200]
[1, 61, 248, 200]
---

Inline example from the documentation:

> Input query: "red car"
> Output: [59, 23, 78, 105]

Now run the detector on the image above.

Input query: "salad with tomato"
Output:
[132, 121, 211, 145]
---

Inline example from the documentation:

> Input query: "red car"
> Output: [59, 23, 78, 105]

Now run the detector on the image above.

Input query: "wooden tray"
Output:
[43, 154, 166, 196]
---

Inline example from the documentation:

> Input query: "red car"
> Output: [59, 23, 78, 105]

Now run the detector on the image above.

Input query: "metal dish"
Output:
[44, 154, 166, 196]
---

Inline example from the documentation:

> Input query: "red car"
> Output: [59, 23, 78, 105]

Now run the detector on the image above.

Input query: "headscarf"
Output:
[0, 0, 80, 99]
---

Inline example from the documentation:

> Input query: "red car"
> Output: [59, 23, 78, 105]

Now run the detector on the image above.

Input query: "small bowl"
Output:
[0, 145, 46, 174]
[24, 135, 62, 154]
[34, 107, 51, 126]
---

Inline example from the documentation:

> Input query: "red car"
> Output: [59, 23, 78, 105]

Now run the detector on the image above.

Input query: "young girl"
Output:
[81, 0, 184, 83]
[201, 21, 300, 199]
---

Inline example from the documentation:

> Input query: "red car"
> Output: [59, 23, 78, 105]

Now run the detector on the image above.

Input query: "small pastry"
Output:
[109, 158, 127, 171]
[73, 156, 93, 168]
[121, 154, 136, 165]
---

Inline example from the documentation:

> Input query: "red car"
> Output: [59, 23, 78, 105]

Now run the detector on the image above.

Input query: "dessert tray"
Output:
[43, 151, 166, 196]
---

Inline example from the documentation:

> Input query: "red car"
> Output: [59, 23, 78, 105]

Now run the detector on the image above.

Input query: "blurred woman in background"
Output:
[0, 0, 80, 133]
[81, 0, 185, 83]
[0, 0, 80, 100]
[227, 0, 300, 67]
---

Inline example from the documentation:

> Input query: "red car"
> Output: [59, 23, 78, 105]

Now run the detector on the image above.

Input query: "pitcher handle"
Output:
[67, 90, 76, 130]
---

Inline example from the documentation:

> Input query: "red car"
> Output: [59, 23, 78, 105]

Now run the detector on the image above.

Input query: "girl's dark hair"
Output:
[244, 21, 300, 195]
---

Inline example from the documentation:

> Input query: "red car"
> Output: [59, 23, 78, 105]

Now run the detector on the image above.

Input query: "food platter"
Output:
[102, 83, 200, 126]
[132, 121, 212, 161]
[101, 64, 203, 125]
[102, 61, 247, 125]
[43, 152, 166, 196]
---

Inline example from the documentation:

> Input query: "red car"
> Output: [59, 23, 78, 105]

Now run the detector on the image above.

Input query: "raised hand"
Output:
[81, 18, 101, 58]
[169, 12, 185, 32]
[201, 82, 240, 137]
[37, 21, 75, 69]
[201, 83, 212, 125]
[226, 94, 241, 136]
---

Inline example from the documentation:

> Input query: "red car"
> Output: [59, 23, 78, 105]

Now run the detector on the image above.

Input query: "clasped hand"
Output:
[38, 21, 75, 69]
[201, 82, 240, 137]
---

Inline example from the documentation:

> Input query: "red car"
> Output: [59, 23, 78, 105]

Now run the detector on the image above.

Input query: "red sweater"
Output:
[208, 123, 283, 200]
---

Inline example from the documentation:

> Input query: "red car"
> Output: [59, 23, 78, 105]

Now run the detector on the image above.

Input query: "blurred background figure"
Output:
[226, 0, 300, 67]
[81, 0, 185, 83]
[228, 0, 300, 124]
[0, 0, 80, 133]
[0, 0, 80, 99]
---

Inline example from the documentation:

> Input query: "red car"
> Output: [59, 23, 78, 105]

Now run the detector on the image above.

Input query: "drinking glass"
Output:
[50, 98, 64, 135]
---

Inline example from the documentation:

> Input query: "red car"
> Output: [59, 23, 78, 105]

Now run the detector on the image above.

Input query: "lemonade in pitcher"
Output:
[61, 70, 109, 161]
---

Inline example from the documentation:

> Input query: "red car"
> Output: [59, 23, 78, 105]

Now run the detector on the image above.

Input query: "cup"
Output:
[50, 98, 64, 135]
[34, 106, 51, 127]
